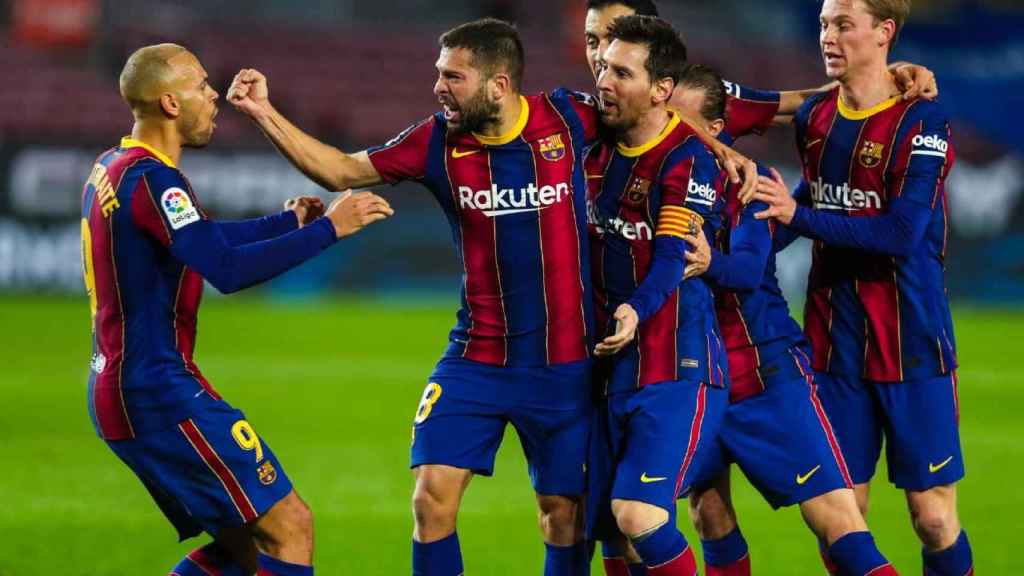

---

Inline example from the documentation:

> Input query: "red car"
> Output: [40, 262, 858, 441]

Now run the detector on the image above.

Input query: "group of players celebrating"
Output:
[80, 0, 972, 575]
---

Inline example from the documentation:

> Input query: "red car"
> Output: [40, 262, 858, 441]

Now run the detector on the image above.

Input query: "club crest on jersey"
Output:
[257, 460, 278, 485]
[161, 187, 200, 230]
[627, 177, 652, 205]
[538, 134, 566, 162]
[858, 140, 885, 168]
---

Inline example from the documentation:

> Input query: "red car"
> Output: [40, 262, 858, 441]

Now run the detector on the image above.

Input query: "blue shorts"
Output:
[688, 359, 852, 508]
[587, 379, 727, 539]
[410, 357, 592, 496]
[106, 401, 293, 541]
[814, 371, 965, 490]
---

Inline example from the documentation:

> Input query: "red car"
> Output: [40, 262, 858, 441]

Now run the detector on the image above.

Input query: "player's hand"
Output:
[753, 167, 797, 225]
[594, 303, 639, 357]
[325, 190, 394, 238]
[284, 196, 325, 228]
[682, 224, 711, 279]
[710, 139, 758, 204]
[227, 68, 272, 119]
[892, 63, 938, 101]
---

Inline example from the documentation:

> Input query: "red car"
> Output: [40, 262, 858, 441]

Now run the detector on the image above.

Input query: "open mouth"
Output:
[442, 102, 461, 122]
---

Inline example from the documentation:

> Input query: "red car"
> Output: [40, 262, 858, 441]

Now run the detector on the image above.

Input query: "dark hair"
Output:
[586, 0, 659, 17]
[678, 63, 727, 123]
[605, 15, 687, 86]
[439, 18, 524, 90]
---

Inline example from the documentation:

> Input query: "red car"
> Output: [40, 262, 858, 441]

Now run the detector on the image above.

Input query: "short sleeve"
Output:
[132, 164, 207, 247]
[723, 81, 781, 140]
[366, 118, 435, 184]
[551, 88, 601, 145]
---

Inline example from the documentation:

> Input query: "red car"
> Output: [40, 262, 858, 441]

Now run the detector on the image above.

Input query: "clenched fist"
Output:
[227, 68, 271, 119]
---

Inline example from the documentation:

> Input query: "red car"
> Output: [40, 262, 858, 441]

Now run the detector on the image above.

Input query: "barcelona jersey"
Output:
[586, 111, 728, 394]
[794, 89, 957, 382]
[368, 89, 600, 368]
[82, 140, 222, 440]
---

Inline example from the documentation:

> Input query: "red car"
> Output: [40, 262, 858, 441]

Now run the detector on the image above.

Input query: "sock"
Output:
[602, 540, 647, 576]
[923, 530, 973, 576]
[169, 544, 247, 576]
[702, 528, 750, 576]
[545, 542, 589, 576]
[818, 537, 841, 575]
[256, 553, 313, 576]
[827, 531, 897, 576]
[629, 523, 696, 576]
[413, 532, 463, 576]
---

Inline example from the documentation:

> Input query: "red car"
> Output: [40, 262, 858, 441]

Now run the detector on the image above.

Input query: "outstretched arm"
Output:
[772, 62, 938, 122]
[228, 69, 383, 191]
[218, 196, 324, 246]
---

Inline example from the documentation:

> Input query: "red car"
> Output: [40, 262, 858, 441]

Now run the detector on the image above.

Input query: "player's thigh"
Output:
[875, 372, 965, 490]
[509, 360, 592, 496]
[724, 373, 852, 509]
[108, 401, 294, 538]
[410, 374, 509, 478]
[814, 371, 883, 485]
[611, 380, 727, 513]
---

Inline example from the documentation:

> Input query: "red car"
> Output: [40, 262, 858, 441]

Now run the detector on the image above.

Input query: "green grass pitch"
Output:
[1, 295, 1019, 574]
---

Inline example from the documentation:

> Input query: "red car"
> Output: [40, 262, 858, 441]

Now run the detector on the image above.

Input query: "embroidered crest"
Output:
[538, 134, 566, 162]
[858, 140, 885, 168]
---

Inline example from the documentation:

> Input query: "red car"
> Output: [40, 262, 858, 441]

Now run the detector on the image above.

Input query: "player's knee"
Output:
[536, 495, 580, 544]
[908, 489, 960, 549]
[411, 480, 458, 530]
[612, 499, 669, 539]
[253, 492, 314, 554]
[688, 490, 736, 540]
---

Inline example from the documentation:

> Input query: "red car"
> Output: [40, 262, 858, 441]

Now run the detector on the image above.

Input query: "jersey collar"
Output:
[837, 94, 901, 121]
[120, 137, 177, 168]
[473, 96, 529, 146]
[616, 109, 681, 158]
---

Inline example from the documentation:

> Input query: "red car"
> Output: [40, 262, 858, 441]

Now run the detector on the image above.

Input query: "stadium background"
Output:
[1, 0, 1020, 573]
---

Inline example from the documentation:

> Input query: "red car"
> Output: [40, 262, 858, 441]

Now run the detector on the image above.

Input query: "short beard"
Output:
[179, 114, 212, 148]
[449, 85, 501, 135]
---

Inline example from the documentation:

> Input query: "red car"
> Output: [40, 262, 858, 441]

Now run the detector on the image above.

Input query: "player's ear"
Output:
[159, 92, 181, 119]
[877, 18, 896, 48]
[708, 118, 726, 138]
[652, 77, 674, 106]
[489, 72, 511, 101]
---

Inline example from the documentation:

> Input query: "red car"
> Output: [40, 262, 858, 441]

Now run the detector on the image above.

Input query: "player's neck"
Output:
[130, 122, 183, 166]
[620, 107, 671, 149]
[838, 60, 899, 112]
[478, 94, 523, 139]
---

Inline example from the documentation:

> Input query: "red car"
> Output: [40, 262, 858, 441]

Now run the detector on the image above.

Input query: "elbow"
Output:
[206, 274, 244, 295]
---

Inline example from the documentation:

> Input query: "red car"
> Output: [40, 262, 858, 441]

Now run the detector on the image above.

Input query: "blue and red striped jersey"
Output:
[794, 88, 957, 382]
[712, 176, 809, 403]
[586, 111, 728, 394]
[82, 138, 334, 440]
[721, 83, 781, 146]
[82, 140, 222, 440]
[368, 89, 599, 367]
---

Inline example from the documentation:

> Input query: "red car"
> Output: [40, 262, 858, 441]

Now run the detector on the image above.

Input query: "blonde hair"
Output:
[860, 0, 911, 47]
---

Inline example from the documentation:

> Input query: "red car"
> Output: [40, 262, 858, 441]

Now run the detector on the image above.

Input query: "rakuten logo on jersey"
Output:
[810, 178, 882, 211]
[912, 134, 949, 158]
[458, 182, 570, 217]
[587, 201, 653, 241]
[687, 180, 717, 206]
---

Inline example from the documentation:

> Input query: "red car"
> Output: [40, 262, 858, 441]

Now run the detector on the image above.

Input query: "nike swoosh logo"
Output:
[796, 464, 821, 485]
[451, 148, 479, 159]
[640, 473, 667, 484]
[929, 456, 954, 474]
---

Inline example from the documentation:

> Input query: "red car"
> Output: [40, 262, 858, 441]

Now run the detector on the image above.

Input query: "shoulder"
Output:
[901, 97, 950, 127]
[796, 88, 837, 127]
[549, 87, 599, 109]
